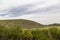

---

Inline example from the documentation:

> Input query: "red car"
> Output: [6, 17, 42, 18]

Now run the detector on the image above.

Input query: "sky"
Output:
[0, 0, 60, 24]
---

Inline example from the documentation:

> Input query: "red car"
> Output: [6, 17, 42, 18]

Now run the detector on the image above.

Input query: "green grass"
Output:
[0, 19, 60, 40]
[0, 26, 60, 40]
[23, 26, 60, 30]
[22, 26, 60, 40]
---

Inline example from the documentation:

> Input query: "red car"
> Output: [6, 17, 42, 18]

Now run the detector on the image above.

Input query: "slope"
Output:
[0, 19, 43, 28]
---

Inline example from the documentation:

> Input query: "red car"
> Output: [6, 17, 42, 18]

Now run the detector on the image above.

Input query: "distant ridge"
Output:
[47, 23, 60, 26]
[0, 19, 43, 28]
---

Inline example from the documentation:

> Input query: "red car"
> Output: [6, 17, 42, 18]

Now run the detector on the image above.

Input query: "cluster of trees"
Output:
[0, 26, 60, 40]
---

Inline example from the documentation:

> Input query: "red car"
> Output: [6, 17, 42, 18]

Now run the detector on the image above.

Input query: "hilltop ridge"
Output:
[0, 19, 43, 28]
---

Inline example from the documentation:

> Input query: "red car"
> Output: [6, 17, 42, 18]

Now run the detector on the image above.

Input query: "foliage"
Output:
[0, 26, 60, 40]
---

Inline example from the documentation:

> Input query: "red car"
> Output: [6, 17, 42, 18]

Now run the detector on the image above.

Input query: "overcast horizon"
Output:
[0, 0, 60, 24]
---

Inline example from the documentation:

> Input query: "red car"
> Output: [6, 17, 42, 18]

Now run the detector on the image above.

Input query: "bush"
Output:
[22, 30, 32, 40]
[31, 29, 49, 40]
[49, 27, 60, 40]
[0, 26, 60, 40]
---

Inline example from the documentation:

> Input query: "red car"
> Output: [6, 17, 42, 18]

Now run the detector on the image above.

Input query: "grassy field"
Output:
[0, 26, 59, 40]
[23, 26, 60, 30]
[22, 26, 60, 40]
[0, 19, 60, 40]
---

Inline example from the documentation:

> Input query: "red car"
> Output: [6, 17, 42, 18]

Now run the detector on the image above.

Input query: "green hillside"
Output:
[0, 19, 43, 28]
[0, 19, 60, 40]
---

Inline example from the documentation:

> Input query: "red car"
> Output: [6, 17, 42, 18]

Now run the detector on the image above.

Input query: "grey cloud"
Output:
[0, 2, 60, 17]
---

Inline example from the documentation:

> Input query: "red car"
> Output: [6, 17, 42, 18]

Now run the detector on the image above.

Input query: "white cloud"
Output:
[19, 13, 60, 25]
[0, 0, 43, 11]
[0, 0, 59, 11]
[0, 0, 60, 24]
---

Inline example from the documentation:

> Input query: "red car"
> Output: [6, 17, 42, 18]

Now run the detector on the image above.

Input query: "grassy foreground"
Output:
[0, 26, 60, 40]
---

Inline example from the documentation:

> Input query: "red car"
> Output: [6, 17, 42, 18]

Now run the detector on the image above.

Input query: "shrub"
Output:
[31, 29, 49, 40]
[0, 26, 60, 40]
[22, 30, 32, 40]
[49, 27, 60, 40]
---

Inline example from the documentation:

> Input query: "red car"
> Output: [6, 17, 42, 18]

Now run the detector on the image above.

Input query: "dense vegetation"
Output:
[0, 19, 60, 40]
[0, 25, 60, 40]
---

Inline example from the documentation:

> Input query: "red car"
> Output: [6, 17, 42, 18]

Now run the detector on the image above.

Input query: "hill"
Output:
[0, 19, 43, 28]
[46, 23, 60, 26]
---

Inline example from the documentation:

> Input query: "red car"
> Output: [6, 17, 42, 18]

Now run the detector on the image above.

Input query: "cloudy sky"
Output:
[0, 0, 60, 24]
